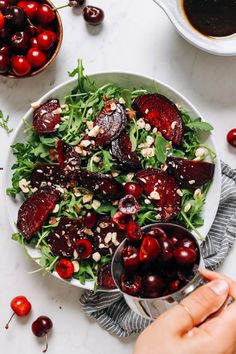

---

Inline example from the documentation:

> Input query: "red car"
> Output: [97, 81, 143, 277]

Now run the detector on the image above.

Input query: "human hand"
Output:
[133, 270, 236, 354]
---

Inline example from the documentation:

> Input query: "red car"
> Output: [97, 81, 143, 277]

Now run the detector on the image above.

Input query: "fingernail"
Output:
[208, 279, 229, 296]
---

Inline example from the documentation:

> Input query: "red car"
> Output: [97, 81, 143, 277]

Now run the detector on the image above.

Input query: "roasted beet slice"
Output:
[132, 94, 184, 145]
[93, 100, 127, 147]
[57, 140, 81, 180]
[136, 169, 182, 221]
[33, 99, 61, 134]
[167, 156, 215, 188]
[111, 132, 141, 171]
[77, 170, 124, 201]
[47, 217, 84, 257]
[93, 216, 126, 256]
[97, 264, 117, 290]
[17, 190, 59, 240]
[30, 163, 67, 190]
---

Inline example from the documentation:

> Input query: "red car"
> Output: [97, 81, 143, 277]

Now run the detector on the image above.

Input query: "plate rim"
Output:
[3, 70, 222, 291]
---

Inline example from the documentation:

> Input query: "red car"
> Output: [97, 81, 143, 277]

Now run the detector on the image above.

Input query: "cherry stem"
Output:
[52, 4, 69, 11]
[5, 313, 15, 329]
[43, 332, 48, 353]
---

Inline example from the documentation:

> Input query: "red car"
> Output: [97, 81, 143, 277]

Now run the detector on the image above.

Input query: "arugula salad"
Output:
[7, 60, 216, 289]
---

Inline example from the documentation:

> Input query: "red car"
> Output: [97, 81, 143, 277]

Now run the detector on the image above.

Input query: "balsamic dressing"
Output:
[183, 0, 236, 37]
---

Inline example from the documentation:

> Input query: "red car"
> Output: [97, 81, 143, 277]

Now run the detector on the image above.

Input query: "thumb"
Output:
[162, 279, 229, 335]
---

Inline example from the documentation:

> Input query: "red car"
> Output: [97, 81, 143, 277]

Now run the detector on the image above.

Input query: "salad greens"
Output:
[7, 59, 216, 284]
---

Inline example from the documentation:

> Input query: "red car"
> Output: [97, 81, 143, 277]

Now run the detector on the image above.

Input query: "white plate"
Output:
[3, 72, 221, 290]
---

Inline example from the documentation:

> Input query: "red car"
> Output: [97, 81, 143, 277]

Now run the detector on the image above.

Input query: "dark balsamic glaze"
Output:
[183, 0, 236, 37]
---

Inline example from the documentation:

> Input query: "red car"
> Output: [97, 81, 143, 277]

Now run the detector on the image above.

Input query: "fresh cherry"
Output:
[0, 28, 12, 44]
[76, 239, 93, 259]
[173, 247, 197, 265]
[112, 211, 132, 230]
[169, 235, 179, 246]
[11, 55, 31, 76]
[0, 11, 5, 29]
[122, 245, 140, 270]
[27, 23, 37, 36]
[0, 0, 9, 11]
[69, 0, 85, 7]
[44, 30, 57, 43]
[11, 30, 31, 51]
[4, 6, 26, 29]
[124, 182, 143, 199]
[5, 295, 31, 329]
[17, 1, 38, 20]
[56, 259, 74, 279]
[83, 6, 104, 25]
[121, 273, 142, 296]
[118, 194, 140, 215]
[32, 316, 53, 353]
[0, 45, 10, 55]
[139, 236, 161, 262]
[142, 274, 165, 298]
[27, 47, 46, 67]
[227, 128, 236, 147]
[37, 4, 55, 24]
[0, 52, 9, 73]
[169, 280, 180, 292]
[127, 220, 142, 241]
[160, 239, 173, 262]
[147, 226, 167, 240]
[84, 210, 97, 228]
[37, 31, 53, 50]
[175, 237, 198, 252]
[30, 36, 38, 47]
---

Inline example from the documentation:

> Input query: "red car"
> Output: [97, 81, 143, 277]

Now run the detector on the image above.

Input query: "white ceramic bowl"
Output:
[153, 0, 236, 56]
[3, 72, 221, 290]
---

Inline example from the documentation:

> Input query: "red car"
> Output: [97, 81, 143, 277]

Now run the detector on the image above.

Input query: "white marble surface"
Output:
[0, 0, 235, 353]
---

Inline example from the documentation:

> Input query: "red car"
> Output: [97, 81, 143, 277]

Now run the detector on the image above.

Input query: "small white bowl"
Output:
[153, 0, 236, 56]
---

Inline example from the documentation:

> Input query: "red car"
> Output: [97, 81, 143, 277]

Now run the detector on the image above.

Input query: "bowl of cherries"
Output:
[112, 223, 205, 319]
[0, 0, 62, 78]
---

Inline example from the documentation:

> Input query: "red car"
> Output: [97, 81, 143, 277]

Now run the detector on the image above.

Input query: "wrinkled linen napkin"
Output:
[80, 162, 236, 337]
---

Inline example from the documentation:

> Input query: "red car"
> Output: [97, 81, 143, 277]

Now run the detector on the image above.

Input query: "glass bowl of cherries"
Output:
[0, 0, 62, 78]
[112, 223, 206, 319]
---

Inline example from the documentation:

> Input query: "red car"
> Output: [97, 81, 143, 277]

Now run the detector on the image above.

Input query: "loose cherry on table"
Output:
[68, 0, 85, 7]
[83, 6, 104, 25]
[56, 258, 74, 279]
[32, 316, 53, 353]
[227, 128, 236, 147]
[11, 55, 31, 76]
[5, 295, 32, 329]
[27, 48, 47, 68]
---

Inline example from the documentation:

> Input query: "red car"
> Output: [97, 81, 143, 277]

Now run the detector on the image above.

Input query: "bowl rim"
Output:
[2, 70, 222, 291]
[1, 0, 63, 79]
[153, 0, 236, 56]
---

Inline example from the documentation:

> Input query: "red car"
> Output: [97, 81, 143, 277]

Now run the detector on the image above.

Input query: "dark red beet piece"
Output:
[132, 94, 184, 145]
[136, 169, 182, 221]
[97, 264, 117, 289]
[57, 140, 81, 180]
[167, 156, 215, 188]
[30, 163, 67, 190]
[93, 100, 127, 147]
[33, 99, 61, 134]
[112, 212, 132, 230]
[47, 217, 84, 257]
[93, 216, 125, 256]
[77, 170, 124, 201]
[111, 132, 141, 171]
[118, 194, 140, 215]
[17, 189, 59, 239]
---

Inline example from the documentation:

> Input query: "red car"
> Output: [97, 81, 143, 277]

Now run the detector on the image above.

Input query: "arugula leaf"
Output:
[184, 116, 213, 132]
[0, 110, 13, 134]
[155, 135, 169, 163]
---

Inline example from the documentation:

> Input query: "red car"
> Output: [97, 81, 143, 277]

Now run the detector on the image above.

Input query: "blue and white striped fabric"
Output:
[80, 162, 236, 338]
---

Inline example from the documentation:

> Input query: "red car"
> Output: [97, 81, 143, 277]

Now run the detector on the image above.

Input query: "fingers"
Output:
[201, 269, 236, 298]
[162, 279, 229, 335]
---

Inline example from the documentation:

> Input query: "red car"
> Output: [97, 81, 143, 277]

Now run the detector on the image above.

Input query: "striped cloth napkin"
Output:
[80, 162, 236, 337]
